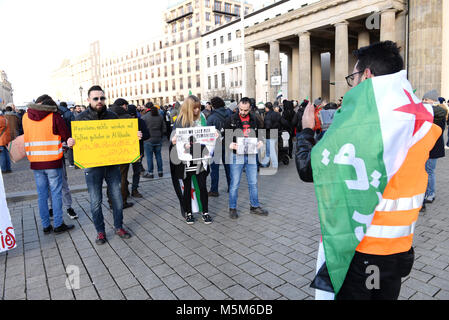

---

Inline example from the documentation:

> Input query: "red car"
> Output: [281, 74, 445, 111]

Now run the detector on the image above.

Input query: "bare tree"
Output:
[205, 87, 236, 101]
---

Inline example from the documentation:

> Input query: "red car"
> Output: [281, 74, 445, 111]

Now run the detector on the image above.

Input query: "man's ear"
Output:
[364, 68, 374, 79]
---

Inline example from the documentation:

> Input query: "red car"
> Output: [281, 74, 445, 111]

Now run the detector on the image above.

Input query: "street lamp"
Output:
[79, 86, 83, 106]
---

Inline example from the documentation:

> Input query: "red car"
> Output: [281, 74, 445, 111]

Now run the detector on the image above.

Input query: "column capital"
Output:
[244, 47, 255, 52]
[334, 20, 349, 27]
[268, 40, 280, 46]
[381, 8, 397, 14]
[298, 31, 311, 38]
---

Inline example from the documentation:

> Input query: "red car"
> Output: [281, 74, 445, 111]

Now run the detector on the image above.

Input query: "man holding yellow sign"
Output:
[74, 85, 142, 245]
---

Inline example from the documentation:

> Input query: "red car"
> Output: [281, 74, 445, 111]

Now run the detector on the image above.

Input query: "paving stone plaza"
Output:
[1, 140, 449, 300]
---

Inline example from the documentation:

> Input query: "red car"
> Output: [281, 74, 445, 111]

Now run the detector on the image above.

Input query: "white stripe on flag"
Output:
[365, 222, 416, 239]
[375, 194, 425, 212]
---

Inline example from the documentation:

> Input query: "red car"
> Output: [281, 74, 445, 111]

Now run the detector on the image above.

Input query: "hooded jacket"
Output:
[24, 104, 70, 170]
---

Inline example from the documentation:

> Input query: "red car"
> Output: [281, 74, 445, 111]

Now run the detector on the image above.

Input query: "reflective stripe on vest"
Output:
[356, 124, 442, 256]
[23, 113, 63, 163]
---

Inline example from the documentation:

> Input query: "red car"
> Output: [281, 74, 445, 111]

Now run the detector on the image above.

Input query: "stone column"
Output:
[334, 21, 349, 101]
[244, 47, 256, 99]
[395, 11, 407, 59]
[288, 51, 293, 100]
[291, 47, 300, 100]
[312, 51, 322, 101]
[358, 31, 370, 49]
[299, 32, 311, 100]
[269, 40, 281, 102]
[380, 9, 396, 42]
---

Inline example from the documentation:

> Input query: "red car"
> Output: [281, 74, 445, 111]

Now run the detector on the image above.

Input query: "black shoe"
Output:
[186, 213, 195, 225]
[67, 208, 78, 220]
[123, 202, 134, 209]
[96, 232, 107, 245]
[250, 206, 269, 216]
[2, 170, 12, 174]
[202, 213, 213, 224]
[53, 223, 75, 234]
[208, 191, 219, 197]
[49, 209, 53, 220]
[143, 173, 154, 179]
[132, 190, 143, 198]
[158, 172, 163, 178]
[229, 209, 238, 219]
[43, 225, 53, 234]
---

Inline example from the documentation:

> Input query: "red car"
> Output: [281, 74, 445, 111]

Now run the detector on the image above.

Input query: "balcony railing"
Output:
[225, 55, 242, 64]
[166, 9, 193, 24]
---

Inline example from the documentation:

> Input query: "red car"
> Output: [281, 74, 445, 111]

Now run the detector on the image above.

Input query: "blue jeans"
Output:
[425, 158, 437, 199]
[33, 168, 63, 228]
[210, 143, 231, 193]
[229, 154, 260, 209]
[49, 159, 72, 210]
[84, 166, 123, 233]
[144, 141, 163, 174]
[0, 146, 11, 172]
[261, 138, 278, 168]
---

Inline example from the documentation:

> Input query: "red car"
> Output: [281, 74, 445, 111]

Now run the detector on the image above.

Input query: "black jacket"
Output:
[292, 108, 305, 133]
[430, 105, 447, 159]
[224, 112, 262, 154]
[142, 113, 166, 144]
[295, 128, 315, 182]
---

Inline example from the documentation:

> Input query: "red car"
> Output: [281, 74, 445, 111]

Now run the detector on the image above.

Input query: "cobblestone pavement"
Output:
[1, 142, 449, 300]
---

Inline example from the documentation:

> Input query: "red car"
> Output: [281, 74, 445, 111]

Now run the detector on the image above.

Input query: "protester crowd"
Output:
[1, 40, 448, 300]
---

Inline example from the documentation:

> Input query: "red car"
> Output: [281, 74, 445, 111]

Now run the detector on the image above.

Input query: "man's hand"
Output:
[302, 101, 315, 130]
[257, 141, 264, 150]
[137, 131, 143, 140]
[67, 138, 75, 148]
[172, 135, 177, 145]
[229, 142, 238, 150]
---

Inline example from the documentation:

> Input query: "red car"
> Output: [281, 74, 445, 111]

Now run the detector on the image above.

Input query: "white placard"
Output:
[271, 76, 282, 86]
[0, 172, 17, 253]
[237, 137, 258, 155]
[176, 126, 217, 161]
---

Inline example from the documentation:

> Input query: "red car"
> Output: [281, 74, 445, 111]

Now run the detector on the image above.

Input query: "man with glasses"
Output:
[75, 86, 133, 245]
[224, 97, 268, 219]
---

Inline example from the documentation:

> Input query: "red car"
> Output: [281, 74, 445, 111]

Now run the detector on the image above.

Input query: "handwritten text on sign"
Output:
[71, 119, 140, 168]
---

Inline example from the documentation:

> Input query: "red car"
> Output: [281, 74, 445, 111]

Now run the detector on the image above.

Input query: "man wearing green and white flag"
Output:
[296, 41, 440, 300]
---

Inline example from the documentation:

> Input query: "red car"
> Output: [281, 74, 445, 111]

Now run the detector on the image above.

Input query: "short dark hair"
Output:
[239, 97, 251, 105]
[265, 102, 273, 109]
[5, 106, 12, 112]
[353, 41, 403, 77]
[60, 102, 67, 108]
[113, 98, 128, 107]
[145, 102, 154, 109]
[210, 96, 225, 109]
[35, 94, 57, 106]
[88, 85, 104, 97]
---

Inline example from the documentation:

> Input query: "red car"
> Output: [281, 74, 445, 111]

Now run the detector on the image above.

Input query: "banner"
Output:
[71, 119, 140, 168]
[0, 172, 17, 253]
[175, 126, 216, 162]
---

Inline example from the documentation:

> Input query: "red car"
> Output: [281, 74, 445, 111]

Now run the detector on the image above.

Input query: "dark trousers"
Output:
[336, 248, 414, 300]
[131, 160, 143, 192]
[183, 170, 209, 214]
[120, 164, 130, 203]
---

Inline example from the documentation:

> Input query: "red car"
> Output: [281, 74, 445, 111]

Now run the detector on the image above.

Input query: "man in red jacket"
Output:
[23, 95, 75, 234]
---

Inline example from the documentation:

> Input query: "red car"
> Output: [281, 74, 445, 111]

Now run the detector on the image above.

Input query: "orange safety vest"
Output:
[356, 124, 442, 255]
[22, 113, 63, 163]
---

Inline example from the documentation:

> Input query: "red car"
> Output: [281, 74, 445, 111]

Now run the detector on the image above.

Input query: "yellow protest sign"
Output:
[71, 119, 140, 168]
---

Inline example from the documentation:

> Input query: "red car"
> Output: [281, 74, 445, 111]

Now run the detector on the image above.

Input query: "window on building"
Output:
[178, 47, 182, 59]
[179, 62, 183, 74]
[221, 53, 225, 64]
[172, 79, 176, 90]
[220, 35, 224, 43]
[172, 64, 175, 76]
[180, 78, 184, 90]
[195, 42, 199, 55]
[214, 14, 221, 25]
[225, 16, 231, 23]
[196, 58, 200, 71]
[206, 12, 210, 21]
[214, 1, 221, 11]
[186, 44, 190, 57]
[214, 55, 217, 66]
[228, 33, 232, 41]
[188, 76, 192, 89]
[207, 57, 210, 68]
[221, 73, 225, 87]
[208, 76, 211, 90]
[213, 38, 216, 46]
[234, 5, 240, 16]
[206, 41, 210, 49]
[196, 75, 201, 87]
[205, 0, 210, 7]
[214, 74, 218, 89]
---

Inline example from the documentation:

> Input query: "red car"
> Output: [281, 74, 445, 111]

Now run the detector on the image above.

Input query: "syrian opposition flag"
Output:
[179, 177, 203, 214]
[310, 70, 441, 299]
[276, 89, 283, 100]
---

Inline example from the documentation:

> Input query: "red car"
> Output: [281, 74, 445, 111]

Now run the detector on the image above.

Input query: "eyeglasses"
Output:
[345, 71, 364, 87]
[92, 97, 106, 102]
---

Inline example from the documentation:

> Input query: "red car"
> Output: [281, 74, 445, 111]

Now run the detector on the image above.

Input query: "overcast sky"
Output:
[0, 0, 261, 105]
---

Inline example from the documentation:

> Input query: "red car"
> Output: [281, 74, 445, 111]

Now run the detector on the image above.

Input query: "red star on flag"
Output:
[181, 185, 196, 200]
[394, 89, 433, 136]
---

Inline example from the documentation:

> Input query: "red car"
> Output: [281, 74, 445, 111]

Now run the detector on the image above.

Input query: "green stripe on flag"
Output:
[311, 78, 388, 295]
[191, 175, 203, 213]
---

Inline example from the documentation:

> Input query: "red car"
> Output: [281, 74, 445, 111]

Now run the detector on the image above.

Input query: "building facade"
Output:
[0, 70, 13, 107]
[99, 0, 253, 107]
[51, 41, 101, 105]
[244, 0, 448, 103]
